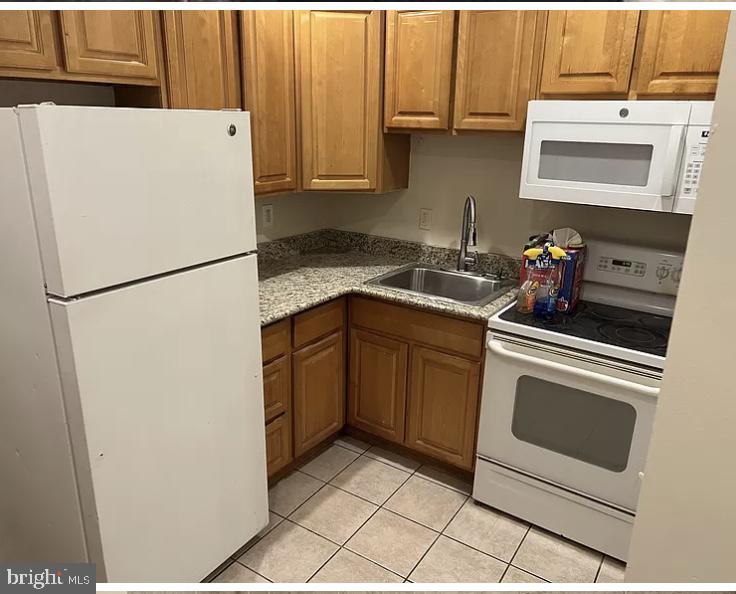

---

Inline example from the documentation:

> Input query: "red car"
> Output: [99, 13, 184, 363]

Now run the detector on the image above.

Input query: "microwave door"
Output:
[520, 122, 685, 212]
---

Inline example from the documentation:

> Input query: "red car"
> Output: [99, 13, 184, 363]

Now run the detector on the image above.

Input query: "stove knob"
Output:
[655, 265, 670, 281]
[672, 267, 682, 285]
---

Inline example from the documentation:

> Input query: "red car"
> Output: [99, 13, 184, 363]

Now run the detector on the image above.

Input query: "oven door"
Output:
[520, 101, 691, 212]
[477, 333, 660, 512]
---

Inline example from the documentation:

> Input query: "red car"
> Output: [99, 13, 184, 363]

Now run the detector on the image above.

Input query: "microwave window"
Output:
[538, 140, 654, 187]
[511, 376, 637, 472]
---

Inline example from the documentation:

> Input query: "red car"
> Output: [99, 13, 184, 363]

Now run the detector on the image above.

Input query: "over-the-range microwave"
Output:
[519, 100, 713, 215]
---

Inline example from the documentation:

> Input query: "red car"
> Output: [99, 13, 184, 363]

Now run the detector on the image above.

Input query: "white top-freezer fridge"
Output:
[0, 105, 268, 582]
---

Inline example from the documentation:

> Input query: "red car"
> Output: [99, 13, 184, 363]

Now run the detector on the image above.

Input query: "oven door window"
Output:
[538, 140, 654, 187]
[511, 376, 637, 472]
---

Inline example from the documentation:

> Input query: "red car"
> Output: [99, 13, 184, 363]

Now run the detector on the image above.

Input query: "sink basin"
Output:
[367, 264, 514, 307]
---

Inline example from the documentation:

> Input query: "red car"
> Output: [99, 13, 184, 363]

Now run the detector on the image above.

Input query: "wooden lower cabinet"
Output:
[293, 330, 345, 456]
[406, 346, 481, 471]
[263, 355, 290, 422]
[348, 328, 408, 443]
[265, 413, 292, 476]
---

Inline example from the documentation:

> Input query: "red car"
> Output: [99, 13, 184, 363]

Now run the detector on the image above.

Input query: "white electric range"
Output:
[473, 240, 683, 562]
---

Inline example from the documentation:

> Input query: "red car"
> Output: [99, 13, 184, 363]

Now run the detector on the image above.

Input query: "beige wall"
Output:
[257, 133, 691, 256]
[626, 14, 736, 582]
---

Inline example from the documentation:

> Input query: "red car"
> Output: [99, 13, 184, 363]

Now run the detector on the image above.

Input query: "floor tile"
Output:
[512, 527, 602, 583]
[309, 548, 403, 583]
[238, 520, 338, 582]
[443, 499, 528, 562]
[232, 511, 284, 557]
[290, 484, 377, 544]
[409, 535, 506, 583]
[502, 565, 547, 583]
[345, 509, 437, 577]
[213, 561, 269, 583]
[385, 475, 466, 531]
[300, 445, 359, 482]
[597, 556, 626, 583]
[268, 470, 323, 516]
[415, 464, 472, 495]
[330, 457, 410, 504]
[364, 445, 421, 472]
[333, 435, 371, 454]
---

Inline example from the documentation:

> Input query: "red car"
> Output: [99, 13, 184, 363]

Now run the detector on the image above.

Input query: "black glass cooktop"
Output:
[499, 301, 672, 358]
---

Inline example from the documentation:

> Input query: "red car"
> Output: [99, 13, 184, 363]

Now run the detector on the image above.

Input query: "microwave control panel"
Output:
[679, 127, 709, 198]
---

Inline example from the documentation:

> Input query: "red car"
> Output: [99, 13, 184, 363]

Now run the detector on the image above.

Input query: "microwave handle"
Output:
[657, 125, 686, 197]
[488, 340, 660, 398]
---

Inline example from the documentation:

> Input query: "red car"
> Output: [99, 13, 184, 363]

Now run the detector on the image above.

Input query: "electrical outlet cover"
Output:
[262, 204, 274, 228]
[419, 208, 432, 230]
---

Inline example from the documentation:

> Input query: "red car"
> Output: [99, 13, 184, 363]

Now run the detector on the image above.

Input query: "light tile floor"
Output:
[209, 436, 627, 584]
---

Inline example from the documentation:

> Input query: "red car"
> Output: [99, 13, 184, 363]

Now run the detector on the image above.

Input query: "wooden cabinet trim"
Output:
[0, 11, 59, 72]
[261, 318, 291, 364]
[293, 298, 346, 350]
[242, 11, 298, 195]
[384, 10, 455, 130]
[348, 328, 408, 443]
[263, 355, 291, 422]
[265, 412, 293, 477]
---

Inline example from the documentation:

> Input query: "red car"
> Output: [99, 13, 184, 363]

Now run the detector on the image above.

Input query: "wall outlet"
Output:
[262, 203, 274, 228]
[419, 208, 432, 230]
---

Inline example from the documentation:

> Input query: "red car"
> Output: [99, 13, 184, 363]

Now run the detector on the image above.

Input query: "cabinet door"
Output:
[632, 11, 730, 98]
[406, 346, 480, 470]
[242, 11, 297, 195]
[263, 355, 291, 423]
[163, 11, 240, 109]
[540, 11, 640, 96]
[349, 329, 408, 443]
[59, 11, 159, 80]
[293, 331, 345, 456]
[0, 11, 58, 71]
[296, 10, 381, 190]
[453, 11, 542, 132]
[384, 10, 455, 130]
[265, 413, 292, 477]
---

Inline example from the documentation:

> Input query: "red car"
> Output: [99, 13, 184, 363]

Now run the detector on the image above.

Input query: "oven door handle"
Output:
[488, 341, 660, 398]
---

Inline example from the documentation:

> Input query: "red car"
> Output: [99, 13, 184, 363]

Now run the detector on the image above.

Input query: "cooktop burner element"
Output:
[499, 300, 672, 357]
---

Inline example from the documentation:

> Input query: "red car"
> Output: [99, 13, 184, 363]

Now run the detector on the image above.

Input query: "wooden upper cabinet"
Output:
[384, 10, 455, 130]
[0, 11, 58, 71]
[349, 329, 408, 443]
[406, 346, 480, 471]
[540, 11, 640, 96]
[242, 11, 297, 195]
[59, 11, 159, 81]
[163, 11, 240, 109]
[632, 11, 730, 98]
[453, 11, 542, 132]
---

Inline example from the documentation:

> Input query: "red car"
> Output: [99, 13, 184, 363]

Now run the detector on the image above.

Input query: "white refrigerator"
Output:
[0, 105, 268, 582]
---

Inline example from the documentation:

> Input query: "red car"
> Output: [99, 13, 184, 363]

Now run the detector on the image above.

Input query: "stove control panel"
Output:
[584, 241, 684, 296]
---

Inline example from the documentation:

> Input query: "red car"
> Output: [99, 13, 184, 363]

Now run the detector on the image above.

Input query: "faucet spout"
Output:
[457, 195, 478, 272]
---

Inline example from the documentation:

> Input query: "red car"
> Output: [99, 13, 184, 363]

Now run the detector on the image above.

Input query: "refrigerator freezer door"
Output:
[48, 254, 267, 582]
[19, 105, 257, 298]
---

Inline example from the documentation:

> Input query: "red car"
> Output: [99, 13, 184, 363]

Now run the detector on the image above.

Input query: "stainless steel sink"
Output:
[367, 264, 514, 307]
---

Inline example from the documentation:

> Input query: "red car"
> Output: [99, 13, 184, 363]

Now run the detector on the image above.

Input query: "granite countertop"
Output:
[258, 248, 517, 326]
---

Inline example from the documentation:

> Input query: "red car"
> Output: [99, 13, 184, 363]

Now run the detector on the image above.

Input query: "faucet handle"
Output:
[464, 250, 478, 268]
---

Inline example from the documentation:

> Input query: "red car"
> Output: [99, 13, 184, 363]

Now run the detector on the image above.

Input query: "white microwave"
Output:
[520, 100, 712, 215]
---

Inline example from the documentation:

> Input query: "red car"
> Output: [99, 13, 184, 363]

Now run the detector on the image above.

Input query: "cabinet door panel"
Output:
[242, 11, 297, 195]
[453, 11, 541, 131]
[265, 413, 292, 477]
[0, 11, 58, 71]
[296, 10, 380, 190]
[406, 346, 480, 470]
[540, 10, 639, 96]
[632, 11, 730, 98]
[60, 11, 159, 80]
[349, 329, 408, 443]
[293, 331, 345, 456]
[384, 10, 455, 130]
[163, 11, 240, 109]
[263, 355, 290, 423]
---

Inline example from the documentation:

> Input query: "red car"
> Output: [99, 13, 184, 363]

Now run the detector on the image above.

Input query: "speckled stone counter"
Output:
[258, 230, 519, 326]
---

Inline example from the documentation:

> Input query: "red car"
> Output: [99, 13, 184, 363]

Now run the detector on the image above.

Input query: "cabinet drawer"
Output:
[293, 298, 345, 349]
[350, 296, 484, 359]
[263, 355, 290, 422]
[265, 413, 292, 477]
[261, 318, 290, 364]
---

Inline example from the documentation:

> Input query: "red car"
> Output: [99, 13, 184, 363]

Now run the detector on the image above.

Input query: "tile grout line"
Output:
[593, 555, 605, 583]
[498, 524, 532, 583]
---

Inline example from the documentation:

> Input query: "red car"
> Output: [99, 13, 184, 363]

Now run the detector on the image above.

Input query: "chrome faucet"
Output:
[457, 195, 478, 273]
